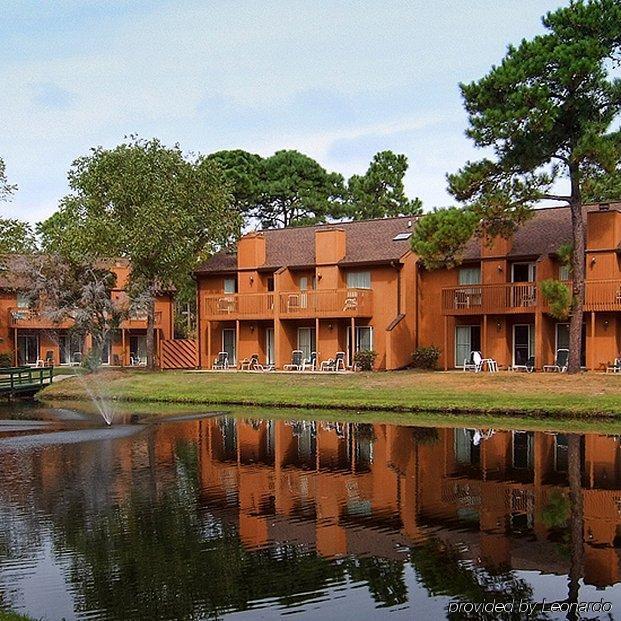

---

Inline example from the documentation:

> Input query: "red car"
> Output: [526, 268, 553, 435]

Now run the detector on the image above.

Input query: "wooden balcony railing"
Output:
[8, 308, 72, 329]
[203, 293, 275, 319]
[442, 283, 538, 315]
[443, 279, 621, 315]
[121, 311, 163, 327]
[279, 288, 373, 318]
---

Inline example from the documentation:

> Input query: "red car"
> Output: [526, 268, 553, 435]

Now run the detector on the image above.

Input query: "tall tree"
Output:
[40, 137, 239, 369]
[0, 156, 35, 255]
[346, 151, 422, 220]
[209, 149, 345, 228]
[412, 0, 621, 373]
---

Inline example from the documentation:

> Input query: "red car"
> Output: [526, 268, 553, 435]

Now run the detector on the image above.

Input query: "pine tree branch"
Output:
[541, 193, 572, 203]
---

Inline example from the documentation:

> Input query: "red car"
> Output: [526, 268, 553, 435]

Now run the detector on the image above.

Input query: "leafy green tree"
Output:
[40, 137, 239, 369]
[412, 0, 621, 373]
[209, 149, 345, 228]
[0, 156, 35, 256]
[346, 151, 422, 220]
[411, 206, 479, 270]
[207, 149, 263, 221]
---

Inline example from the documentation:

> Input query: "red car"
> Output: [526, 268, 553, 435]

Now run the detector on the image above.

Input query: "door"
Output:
[17, 332, 39, 365]
[59, 332, 83, 365]
[555, 323, 586, 366]
[511, 263, 536, 282]
[265, 328, 275, 365]
[346, 326, 374, 366]
[222, 328, 236, 366]
[455, 325, 481, 368]
[297, 327, 316, 361]
[511, 263, 537, 307]
[513, 324, 534, 366]
[101, 333, 111, 365]
[130, 335, 147, 365]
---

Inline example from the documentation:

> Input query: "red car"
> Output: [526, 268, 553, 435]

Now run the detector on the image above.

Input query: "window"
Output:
[559, 264, 571, 281]
[556, 323, 586, 366]
[458, 267, 481, 285]
[299, 276, 315, 290]
[223, 277, 236, 294]
[513, 324, 534, 366]
[267, 277, 275, 292]
[297, 327, 316, 361]
[16, 292, 29, 308]
[454, 429, 481, 466]
[393, 232, 411, 241]
[347, 271, 371, 289]
[356, 326, 373, 351]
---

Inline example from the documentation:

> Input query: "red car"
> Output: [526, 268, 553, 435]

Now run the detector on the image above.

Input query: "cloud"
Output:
[31, 82, 77, 110]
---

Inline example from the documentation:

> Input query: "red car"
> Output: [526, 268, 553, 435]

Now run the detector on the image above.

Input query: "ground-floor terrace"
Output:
[201, 316, 412, 371]
[441, 311, 620, 371]
[12, 326, 165, 367]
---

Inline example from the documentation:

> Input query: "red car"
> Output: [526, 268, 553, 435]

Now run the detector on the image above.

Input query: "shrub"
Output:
[0, 353, 12, 368]
[412, 346, 441, 370]
[540, 279, 571, 320]
[354, 349, 377, 371]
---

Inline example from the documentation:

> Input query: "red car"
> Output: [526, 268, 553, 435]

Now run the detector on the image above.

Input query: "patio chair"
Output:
[213, 351, 229, 370]
[44, 351, 54, 367]
[543, 348, 569, 373]
[287, 294, 301, 312]
[512, 355, 535, 373]
[463, 351, 484, 372]
[302, 351, 318, 371]
[71, 352, 82, 366]
[343, 291, 358, 311]
[217, 297, 235, 314]
[606, 357, 621, 373]
[240, 354, 261, 371]
[284, 350, 303, 371]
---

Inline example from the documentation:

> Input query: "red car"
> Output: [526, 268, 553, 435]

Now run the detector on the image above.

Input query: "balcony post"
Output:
[482, 315, 488, 361]
[13, 328, 18, 366]
[121, 329, 126, 366]
[207, 321, 212, 369]
[534, 312, 543, 371]
[589, 311, 596, 370]
[443, 316, 448, 371]
[236, 320, 240, 368]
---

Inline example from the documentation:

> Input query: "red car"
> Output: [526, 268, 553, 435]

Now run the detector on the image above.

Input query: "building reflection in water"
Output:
[1, 415, 620, 619]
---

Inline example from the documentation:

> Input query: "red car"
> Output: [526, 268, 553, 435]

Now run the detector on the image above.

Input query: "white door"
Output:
[222, 328, 236, 365]
[297, 327, 316, 361]
[266, 328, 275, 365]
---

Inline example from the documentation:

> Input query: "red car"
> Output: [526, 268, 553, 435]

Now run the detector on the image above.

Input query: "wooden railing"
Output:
[279, 288, 373, 318]
[203, 293, 275, 319]
[8, 308, 72, 329]
[442, 283, 538, 314]
[0, 366, 54, 396]
[443, 279, 621, 314]
[122, 311, 163, 327]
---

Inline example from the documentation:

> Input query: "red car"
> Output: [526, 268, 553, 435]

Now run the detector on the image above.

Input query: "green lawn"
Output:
[40, 368, 621, 418]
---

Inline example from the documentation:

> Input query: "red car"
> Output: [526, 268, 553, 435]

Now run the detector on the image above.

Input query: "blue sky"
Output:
[1, 0, 570, 225]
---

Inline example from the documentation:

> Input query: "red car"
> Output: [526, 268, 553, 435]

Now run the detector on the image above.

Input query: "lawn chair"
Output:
[463, 351, 484, 372]
[284, 350, 303, 371]
[512, 355, 535, 373]
[217, 297, 235, 314]
[240, 354, 262, 370]
[543, 348, 569, 372]
[343, 291, 358, 311]
[213, 351, 229, 370]
[606, 357, 621, 373]
[302, 351, 317, 371]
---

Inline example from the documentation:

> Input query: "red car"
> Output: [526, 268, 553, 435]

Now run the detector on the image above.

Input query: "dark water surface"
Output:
[1, 404, 621, 620]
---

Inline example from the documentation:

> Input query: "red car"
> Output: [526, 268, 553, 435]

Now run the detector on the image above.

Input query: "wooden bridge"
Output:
[0, 367, 54, 398]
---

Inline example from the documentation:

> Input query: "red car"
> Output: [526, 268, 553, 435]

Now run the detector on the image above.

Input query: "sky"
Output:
[1, 0, 571, 225]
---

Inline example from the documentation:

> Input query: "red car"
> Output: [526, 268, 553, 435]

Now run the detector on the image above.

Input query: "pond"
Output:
[0, 403, 620, 620]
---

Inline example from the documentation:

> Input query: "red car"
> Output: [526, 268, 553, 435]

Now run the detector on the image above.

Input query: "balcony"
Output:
[442, 279, 621, 315]
[120, 311, 163, 329]
[442, 283, 538, 315]
[203, 293, 275, 320]
[8, 308, 73, 329]
[279, 288, 373, 318]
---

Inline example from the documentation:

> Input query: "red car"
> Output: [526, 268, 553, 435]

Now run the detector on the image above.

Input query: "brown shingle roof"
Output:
[195, 203, 621, 274]
[195, 216, 417, 274]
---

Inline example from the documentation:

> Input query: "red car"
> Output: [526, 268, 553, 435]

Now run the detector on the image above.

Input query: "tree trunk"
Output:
[568, 165, 585, 374]
[566, 434, 584, 619]
[146, 297, 156, 371]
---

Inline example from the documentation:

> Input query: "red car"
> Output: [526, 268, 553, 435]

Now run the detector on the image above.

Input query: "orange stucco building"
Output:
[1, 258, 174, 367]
[196, 201, 621, 371]
[195, 218, 418, 370]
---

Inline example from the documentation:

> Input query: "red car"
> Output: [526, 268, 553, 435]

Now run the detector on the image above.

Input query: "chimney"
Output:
[237, 233, 266, 269]
[315, 228, 346, 265]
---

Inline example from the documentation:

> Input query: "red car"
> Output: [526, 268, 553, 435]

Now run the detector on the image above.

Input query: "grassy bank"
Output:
[40, 368, 621, 418]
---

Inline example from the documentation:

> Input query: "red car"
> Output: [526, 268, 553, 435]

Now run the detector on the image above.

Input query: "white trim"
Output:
[511, 261, 536, 283]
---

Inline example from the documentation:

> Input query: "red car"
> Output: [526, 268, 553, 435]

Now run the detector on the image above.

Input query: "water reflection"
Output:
[0, 414, 620, 619]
